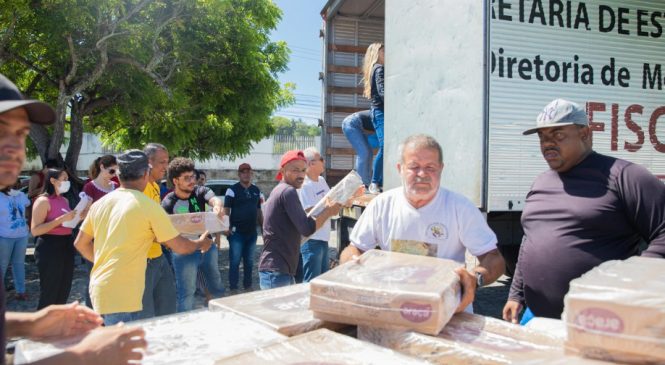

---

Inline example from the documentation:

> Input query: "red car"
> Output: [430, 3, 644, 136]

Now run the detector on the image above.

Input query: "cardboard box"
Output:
[563, 256, 665, 364]
[216, 328, 429, 364]
[208, 283, 348, 336]
[359, 312, 564, 364]
[168, 212, 229, 235]
[310, 249, 461, 335]
[14, 310, 285, 365]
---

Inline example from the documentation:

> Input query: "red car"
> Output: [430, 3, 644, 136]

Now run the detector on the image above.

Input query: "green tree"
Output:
[0, 0, 292, 168]
[271, 116, 321, 136]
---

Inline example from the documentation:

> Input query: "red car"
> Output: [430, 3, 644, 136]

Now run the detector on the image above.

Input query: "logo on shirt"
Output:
[426, 223, 448, 240]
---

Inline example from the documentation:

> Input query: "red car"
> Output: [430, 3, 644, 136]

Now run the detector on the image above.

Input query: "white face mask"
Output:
[58, 181, 71, 194]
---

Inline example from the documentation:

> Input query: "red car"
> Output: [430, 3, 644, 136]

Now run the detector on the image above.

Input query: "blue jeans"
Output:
[103, 311, 141, 326]
[259, 271, 295, 290]
[371, 107, 384, 186]
[173, 245, 225, 312]
[0, 236, 28, 294]
[228, 232, 257, 290]
[138, 255, 177, 319]
[301, 239, 329, 282]
[342, 113, 374, 186]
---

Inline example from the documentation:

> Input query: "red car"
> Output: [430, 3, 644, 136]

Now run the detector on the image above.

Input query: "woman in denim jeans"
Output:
[341, 110, 379, 187]
[0, 183, 30, 300]
[362, 42, 385, 193]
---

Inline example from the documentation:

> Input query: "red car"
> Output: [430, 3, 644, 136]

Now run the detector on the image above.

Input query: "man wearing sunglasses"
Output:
[162, 157, 226, 311]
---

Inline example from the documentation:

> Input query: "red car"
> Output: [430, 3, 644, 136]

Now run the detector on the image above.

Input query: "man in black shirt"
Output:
[162, 158, 226, 311]
[224, 163, 263, 290]
[503, 99, 665, 322]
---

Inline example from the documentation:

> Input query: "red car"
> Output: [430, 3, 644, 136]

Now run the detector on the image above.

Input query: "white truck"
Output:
[320, 0, 665, 272]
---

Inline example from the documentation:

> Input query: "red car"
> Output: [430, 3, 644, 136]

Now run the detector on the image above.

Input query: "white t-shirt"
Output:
[350, 187, 497, 264]
[298, 175, 331, 241]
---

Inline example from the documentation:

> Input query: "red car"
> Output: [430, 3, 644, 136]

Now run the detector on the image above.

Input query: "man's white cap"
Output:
[523, 99, 589, 135]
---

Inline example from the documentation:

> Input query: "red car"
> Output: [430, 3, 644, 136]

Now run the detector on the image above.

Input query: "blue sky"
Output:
[270, 0, 328, 125]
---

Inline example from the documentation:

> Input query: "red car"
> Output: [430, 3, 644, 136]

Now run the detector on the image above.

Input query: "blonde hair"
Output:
[362, 42, 384, 99]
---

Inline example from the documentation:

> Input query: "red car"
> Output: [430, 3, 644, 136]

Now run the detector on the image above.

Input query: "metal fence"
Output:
[272, 134, 318, 154]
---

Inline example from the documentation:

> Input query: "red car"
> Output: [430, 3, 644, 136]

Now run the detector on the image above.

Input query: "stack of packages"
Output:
[359, 312, 564, 364]
[14, 310, 285, 365]
[309, 249, 463, 335]
[208, 283, 348, 336]
[217, 328, 430, 364]
[563, 256, 665, 364]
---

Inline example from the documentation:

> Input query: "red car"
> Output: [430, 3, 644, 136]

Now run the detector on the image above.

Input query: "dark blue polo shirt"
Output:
[224, 182, 261, 234]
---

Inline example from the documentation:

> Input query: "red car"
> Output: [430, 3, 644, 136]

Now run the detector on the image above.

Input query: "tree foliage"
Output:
[0, 0, 293, 168]
[271, 116, 321, 137]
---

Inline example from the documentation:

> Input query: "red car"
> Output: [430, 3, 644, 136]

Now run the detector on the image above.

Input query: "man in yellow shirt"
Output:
[75, 150, 212, 325]
[139, 142, 176, 319]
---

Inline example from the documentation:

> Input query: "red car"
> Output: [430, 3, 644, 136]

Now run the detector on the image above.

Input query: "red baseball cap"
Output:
[238, 163, 252, 172]
[275, 150, 306, 180]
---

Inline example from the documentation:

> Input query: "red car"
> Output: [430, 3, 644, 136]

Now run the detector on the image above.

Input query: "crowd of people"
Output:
[0, 41, 663, 363]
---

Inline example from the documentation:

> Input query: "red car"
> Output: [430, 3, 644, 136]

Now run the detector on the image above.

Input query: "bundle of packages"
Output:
[208, 283, 348, 336]
[14, 310, 285, 365]
[359, 312, 564, 364]
[216, 328, 429, 365]
[563, 256, 665, 364]
[168, 212, 229, 235]
[310, 249, 461, 335]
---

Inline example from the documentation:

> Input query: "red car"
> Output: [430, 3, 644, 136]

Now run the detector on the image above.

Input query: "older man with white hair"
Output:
[298, 147, 331, 282]
[340, 134, 505, 313]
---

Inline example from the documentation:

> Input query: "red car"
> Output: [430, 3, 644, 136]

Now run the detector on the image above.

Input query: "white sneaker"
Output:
[368, 183, 380, 194]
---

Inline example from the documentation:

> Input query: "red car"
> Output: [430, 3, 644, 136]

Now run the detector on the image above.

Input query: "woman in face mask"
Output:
[31, 168, 77, 309]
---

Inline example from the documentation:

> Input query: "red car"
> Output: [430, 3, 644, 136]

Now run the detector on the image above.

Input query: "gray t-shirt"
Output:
[259, 182, 316, 275]
[510, 152, 665, 318]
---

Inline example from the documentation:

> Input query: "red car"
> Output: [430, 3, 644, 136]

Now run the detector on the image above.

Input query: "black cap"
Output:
[117, 150, 149, 178]
[0, 74, 56, 124]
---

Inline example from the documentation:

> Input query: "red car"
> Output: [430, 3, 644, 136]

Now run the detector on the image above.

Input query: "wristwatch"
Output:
[475, 271, 484, 288]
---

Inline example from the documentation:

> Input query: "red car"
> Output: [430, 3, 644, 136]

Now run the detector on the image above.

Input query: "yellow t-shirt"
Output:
[81, 188, 179, 314]
[143, 181, 164, 259]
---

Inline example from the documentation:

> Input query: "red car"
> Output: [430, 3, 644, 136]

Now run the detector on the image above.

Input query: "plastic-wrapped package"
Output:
[358, 312, 564, 364]
[307, 170, 363, 218]
[524, 317, 567, 340]
[208, 283, 348, 336]
[14, 310, 285, 365]
[310, 249, 462, 335]
[168, 212, 229, 235]
[216, 328, 429, 364]
[563, 256, 665, 364]
[515, 357, 616, 364]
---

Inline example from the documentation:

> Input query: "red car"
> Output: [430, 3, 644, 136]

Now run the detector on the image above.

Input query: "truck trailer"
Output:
[320, 0, 665, 272]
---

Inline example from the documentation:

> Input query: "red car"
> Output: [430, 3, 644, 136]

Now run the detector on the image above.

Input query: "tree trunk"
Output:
[65, 99, 84, 172]
[29, 124, 51, 164]
[47, 83, 69, 163]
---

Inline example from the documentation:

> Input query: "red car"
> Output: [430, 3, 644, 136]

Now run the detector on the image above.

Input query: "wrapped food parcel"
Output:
[310, 249, 461, 335]
[168, 211, 229, 235]
[208, 283, 347, 336]
[15, 310, 285, 365]
[359, 312, 563, 364]
[216, 328, 429, 365]
[563, 256, 665, 364]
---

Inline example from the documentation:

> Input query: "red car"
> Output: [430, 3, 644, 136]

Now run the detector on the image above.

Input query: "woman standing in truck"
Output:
[363, 42, 384, 194]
